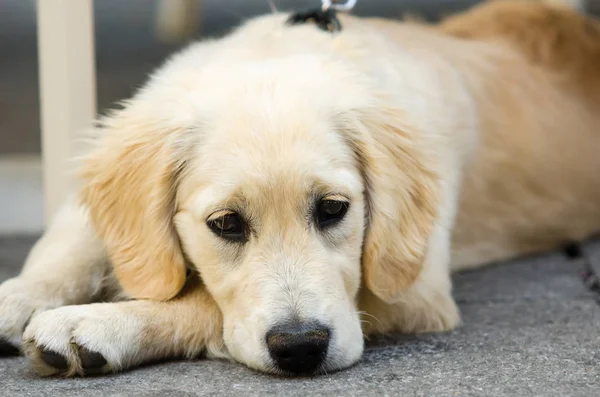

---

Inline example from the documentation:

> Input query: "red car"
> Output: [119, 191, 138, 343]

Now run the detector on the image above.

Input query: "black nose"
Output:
[266, 321, 330, 374]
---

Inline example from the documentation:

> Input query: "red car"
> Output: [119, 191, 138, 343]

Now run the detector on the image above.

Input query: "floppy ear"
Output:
[78, 106, 188, 301]
[345, 107, 441, 303]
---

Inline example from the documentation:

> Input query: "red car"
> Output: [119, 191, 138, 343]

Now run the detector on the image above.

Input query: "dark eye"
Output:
[315, 199, 349, 229]
[207, 213, 246, 242]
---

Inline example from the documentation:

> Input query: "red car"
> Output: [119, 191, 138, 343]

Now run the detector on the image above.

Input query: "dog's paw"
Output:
[0, 278, 61, 353]
[22, 304, 141, 376]
[360, 280, 461, 335]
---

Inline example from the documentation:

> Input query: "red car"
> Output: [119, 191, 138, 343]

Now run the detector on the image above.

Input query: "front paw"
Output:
[22, 305, 129, 376]
[0, 278, 61, 353]
[359, 283, 461, 335]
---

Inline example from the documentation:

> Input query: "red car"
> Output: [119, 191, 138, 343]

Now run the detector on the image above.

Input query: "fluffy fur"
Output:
[0, 0, 599, 376]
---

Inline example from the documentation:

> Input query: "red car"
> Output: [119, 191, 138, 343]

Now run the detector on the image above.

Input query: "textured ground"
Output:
[1, 235, 598, 396]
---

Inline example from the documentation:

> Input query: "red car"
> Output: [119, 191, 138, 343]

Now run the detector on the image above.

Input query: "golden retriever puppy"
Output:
[0, 0, 599, 376]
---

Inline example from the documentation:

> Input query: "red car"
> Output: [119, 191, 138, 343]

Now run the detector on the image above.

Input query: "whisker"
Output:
[360, 320, 372, 330]
[357, 310, 382, 326]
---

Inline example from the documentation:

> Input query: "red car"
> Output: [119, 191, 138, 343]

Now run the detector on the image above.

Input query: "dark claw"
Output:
[40, 348, 69, 370]
[0, 339, 20, 356]
[79, 347, 107, 374]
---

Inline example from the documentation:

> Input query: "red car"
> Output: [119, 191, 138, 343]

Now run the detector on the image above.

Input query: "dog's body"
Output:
[1, 0, 599, 376]
[442, 2, 600, 270]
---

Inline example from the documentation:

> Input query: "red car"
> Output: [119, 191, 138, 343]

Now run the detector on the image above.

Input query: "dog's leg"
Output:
[22, 275, 224, 376]
[359, 230, 460, 335]
[359, 277, 460, 336]
[0, 197, 108, 352]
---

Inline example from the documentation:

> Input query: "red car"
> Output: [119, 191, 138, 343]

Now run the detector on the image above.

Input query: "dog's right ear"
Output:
[78, 105, 188, 301]
[342, 106, 441, 304]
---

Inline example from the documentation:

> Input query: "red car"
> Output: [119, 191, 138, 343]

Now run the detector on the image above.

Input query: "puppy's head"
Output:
[79, 40, 440, 375]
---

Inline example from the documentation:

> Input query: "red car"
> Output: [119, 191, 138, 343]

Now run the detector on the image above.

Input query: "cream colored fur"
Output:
[0, 0, 599, 376]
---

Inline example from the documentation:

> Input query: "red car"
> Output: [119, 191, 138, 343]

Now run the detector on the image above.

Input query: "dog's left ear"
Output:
[78, 105, 188, 301]
[344, 107, 441, 303]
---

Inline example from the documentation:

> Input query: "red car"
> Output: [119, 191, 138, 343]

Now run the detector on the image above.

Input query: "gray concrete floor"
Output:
[1, 236, 599, 396]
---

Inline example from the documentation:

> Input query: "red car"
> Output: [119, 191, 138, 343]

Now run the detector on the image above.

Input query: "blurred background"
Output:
[0, 0, 596, 236]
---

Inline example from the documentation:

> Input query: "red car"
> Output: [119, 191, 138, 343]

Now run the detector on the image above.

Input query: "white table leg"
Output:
[37, 0, 97, 225]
